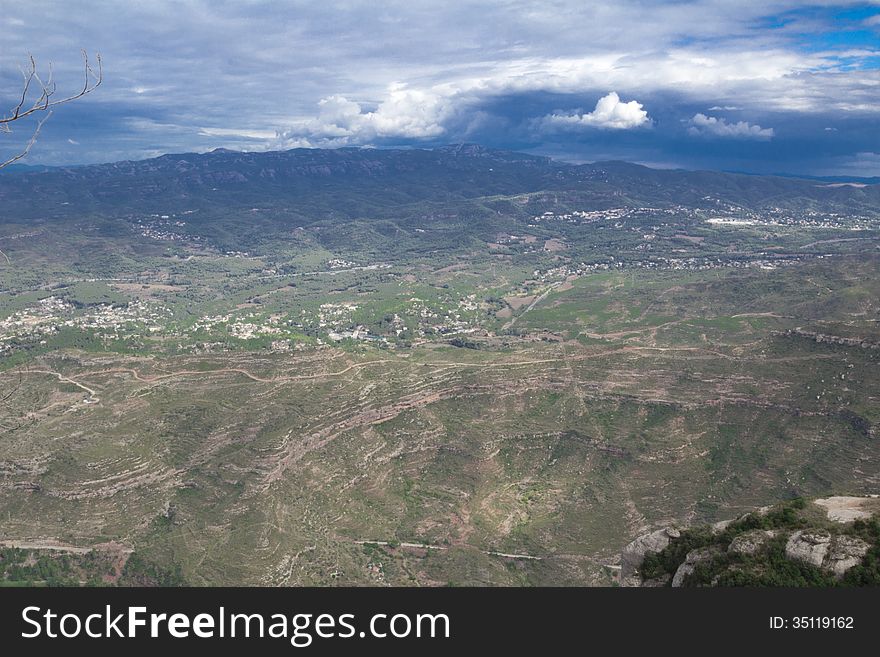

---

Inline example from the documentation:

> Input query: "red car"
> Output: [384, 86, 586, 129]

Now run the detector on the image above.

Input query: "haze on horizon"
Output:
[1, 1, 879, 176]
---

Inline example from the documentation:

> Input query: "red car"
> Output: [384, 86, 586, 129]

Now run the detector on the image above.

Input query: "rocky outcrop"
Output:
[825, 536, 870, 578]
[620, 527, 680, 586]
[671, 547, 717, 587]
[710, 519, 734, 534]
[785, 530, 832, 567]
[777, 329, 880, 350]
[620, 496, 878, 587]
[728, 530, 777, 556]
[785, 531, 869, 578]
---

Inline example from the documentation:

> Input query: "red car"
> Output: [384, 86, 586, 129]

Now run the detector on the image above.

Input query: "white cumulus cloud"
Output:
[541, 92, 650, 130]
[687, 113, 774, 139]
[274, 84, 456, 147]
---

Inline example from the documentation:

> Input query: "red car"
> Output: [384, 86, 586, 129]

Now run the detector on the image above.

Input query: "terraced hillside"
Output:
[1, 147, 878, 585]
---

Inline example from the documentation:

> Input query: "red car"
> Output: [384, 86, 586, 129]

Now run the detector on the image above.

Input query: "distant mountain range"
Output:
[727, 170, 880, 186]
[1, 144, 878, 221]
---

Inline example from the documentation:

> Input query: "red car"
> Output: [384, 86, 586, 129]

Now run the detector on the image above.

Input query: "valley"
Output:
[0, 146, 878, 585]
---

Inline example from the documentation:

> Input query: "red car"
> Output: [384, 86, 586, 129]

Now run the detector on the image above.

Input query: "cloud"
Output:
[199, 127, 277, 140]
[541, 92, 650, 130]
[274, 85, 457, 147]
[125, 118, 193, 134]
[1, 1, 878, 174]
[688, 113, 774, 139]
[814, 151, 880, 177]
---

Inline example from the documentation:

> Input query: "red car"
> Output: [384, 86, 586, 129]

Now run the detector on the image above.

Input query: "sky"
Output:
[1, 0, 879, 176]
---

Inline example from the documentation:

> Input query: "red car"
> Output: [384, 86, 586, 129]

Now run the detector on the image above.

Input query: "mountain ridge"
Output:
[4, 144, 878, 185]
[1, 144, 878, 222]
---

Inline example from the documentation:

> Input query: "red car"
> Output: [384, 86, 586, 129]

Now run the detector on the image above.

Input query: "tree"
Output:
[1, 50, 102, 169]
[0, 52, 101, 427]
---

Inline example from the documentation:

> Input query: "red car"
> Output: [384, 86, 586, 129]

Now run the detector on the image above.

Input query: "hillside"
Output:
[621, 496, 880, 587]
[1, 145, 878, 222]
[1, 145, 878, 586]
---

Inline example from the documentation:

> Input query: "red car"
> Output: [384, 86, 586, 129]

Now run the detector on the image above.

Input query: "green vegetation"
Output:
[0, 547, 118, 587]
[0, 146, 878, 586]
[640, 499, 880, 587]
[118, 553, 187, 587]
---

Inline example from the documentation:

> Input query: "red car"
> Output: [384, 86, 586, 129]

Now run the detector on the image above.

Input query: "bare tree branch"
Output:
[0, 111, 50, 169]
[1, 50, 102, 169]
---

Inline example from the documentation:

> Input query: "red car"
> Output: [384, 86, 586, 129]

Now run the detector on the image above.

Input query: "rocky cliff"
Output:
[620, 495, 880, 587]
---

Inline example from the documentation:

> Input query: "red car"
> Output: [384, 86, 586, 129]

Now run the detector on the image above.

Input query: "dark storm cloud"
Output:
[1, 1, 878, 174]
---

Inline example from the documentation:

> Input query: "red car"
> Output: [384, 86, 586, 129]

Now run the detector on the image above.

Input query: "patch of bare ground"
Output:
[111, 283, 183, 297]
[0, 539, 94, 554]
[431, 263, 468, 274]
[814, 495, 880, 522]
[504, 294, 536, 310]
[49, 464, 183, 500]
